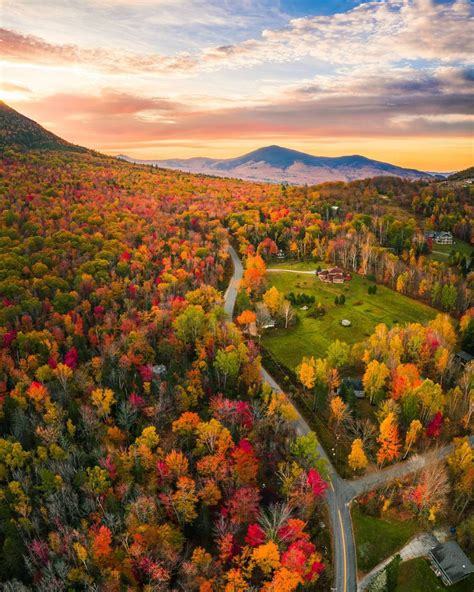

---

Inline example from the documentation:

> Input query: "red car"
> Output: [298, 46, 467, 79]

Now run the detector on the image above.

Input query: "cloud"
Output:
[0, 28, 198, 75]
[14, 67, 473, 153]
[2, 1, 472, 78]
[0, 81, 31, 93]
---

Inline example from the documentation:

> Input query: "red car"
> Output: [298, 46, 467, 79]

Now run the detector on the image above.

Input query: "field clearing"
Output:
[352, 505, 419, 573]
[429, 239, 473, 262]
[262, 264, 438, 369]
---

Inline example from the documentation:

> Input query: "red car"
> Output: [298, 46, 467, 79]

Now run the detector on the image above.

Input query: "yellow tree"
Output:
[403, 419, 422, 459]
[242, 255, 267, 294]
[297, 356, 316, 390]
[91, 387, 116, 418]
[363, 359, 390, 404]
[376, 412, 401, 466]
[330, 396, 349, 431]
[447, 437, 473, 481]
[263, 286, 284, 316]
[348, 439, 368, 472]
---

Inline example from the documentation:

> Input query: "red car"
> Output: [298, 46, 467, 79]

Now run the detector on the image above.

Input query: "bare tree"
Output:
[279, 299, 296, 329]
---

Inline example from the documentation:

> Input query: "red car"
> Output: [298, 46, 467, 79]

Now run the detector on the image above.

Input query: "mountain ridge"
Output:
[118, 145, 434, 184]
[0, 101, 88, 153]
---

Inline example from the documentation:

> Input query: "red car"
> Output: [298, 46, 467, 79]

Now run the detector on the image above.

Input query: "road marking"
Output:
[329, 478, 335, 492]
[338, 509, 347, 592]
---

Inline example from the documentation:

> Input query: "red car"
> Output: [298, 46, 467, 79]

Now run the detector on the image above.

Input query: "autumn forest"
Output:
[0, 107, 473, 592]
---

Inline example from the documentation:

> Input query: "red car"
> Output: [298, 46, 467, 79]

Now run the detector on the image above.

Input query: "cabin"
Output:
[428, 541, 474, 586]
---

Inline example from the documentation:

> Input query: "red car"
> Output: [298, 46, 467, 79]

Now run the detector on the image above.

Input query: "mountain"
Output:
[118, 145, 433, 184]
[0, 101, 88, 153]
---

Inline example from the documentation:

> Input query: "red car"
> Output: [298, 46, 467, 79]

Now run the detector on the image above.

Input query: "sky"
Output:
[1, 0, 473, 170]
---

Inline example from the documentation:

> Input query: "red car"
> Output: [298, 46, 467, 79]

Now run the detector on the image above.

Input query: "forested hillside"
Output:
[0, 143, 472, 590]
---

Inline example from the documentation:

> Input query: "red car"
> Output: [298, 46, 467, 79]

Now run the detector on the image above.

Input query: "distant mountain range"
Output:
[118, 145, 437, 184]
[0, 102, 459, 184]
[0, 101, 88, 153]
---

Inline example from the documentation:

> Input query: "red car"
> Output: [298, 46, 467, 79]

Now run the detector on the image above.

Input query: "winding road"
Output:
[227, 246, 356, 592]
[224, 245, 473, 592]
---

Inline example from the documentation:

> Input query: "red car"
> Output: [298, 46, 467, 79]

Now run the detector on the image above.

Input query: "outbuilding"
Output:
[455, 351, 473, 366]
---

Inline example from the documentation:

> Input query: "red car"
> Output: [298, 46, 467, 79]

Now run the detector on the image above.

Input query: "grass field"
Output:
[429, 239, 473, 263]
[352, 505, 420, 573]
[395, 557, 474, 592]
[262, 264, 438, 369]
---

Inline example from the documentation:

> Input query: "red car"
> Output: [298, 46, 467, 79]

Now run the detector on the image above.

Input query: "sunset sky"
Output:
[1, 0, 473, 170]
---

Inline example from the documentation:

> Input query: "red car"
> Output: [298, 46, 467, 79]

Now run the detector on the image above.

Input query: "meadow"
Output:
[262, 262, 438, 369]
[429, 239, 473, 263]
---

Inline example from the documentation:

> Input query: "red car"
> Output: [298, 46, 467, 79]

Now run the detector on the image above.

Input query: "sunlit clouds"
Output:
[1, 0, 473, 170]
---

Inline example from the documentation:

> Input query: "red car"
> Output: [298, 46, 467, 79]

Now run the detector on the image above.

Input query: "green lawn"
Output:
[396, 557, 474, 592]
[262, 265, 438, 369]
[270, 260, 318, 271]
[429, 239, 473, 263]
[352, 505, 420, 573]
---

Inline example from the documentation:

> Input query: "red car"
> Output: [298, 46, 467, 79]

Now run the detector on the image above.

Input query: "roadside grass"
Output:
[429, 239, 473, 263]
[352, 505, 419, 573]
[395, 557, 474, 592]
[262, 265, 438, 369]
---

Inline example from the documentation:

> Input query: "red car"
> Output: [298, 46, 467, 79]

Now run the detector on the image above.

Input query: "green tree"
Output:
[440, 284, 457, 311]
[327, 340, 350, 369]
[214, 348, 240, 389]
[173, 305, 207, 346]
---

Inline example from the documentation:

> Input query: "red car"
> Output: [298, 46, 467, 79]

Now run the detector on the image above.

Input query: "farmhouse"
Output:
[435, 231, 454, 245]
[423, 230, 454, 245]
[316, 267, 351, 284]
[428, 540, 474, 586]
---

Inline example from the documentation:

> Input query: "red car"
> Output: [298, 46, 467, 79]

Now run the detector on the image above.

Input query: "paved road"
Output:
[224, 246, 244, 317]
[225, 246, 357, 592]
[262, 365, 356, 592]
[223, 246, 474, 592]
[347, 435, 474, 500]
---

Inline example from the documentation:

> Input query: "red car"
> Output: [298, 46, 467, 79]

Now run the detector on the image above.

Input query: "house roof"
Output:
[342, 377, 364, 390]
[456, 350, 473, 363]
[429, 541, 474, 584]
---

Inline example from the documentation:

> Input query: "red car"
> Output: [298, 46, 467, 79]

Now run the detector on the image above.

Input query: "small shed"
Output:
[428, 540, 474, 586]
